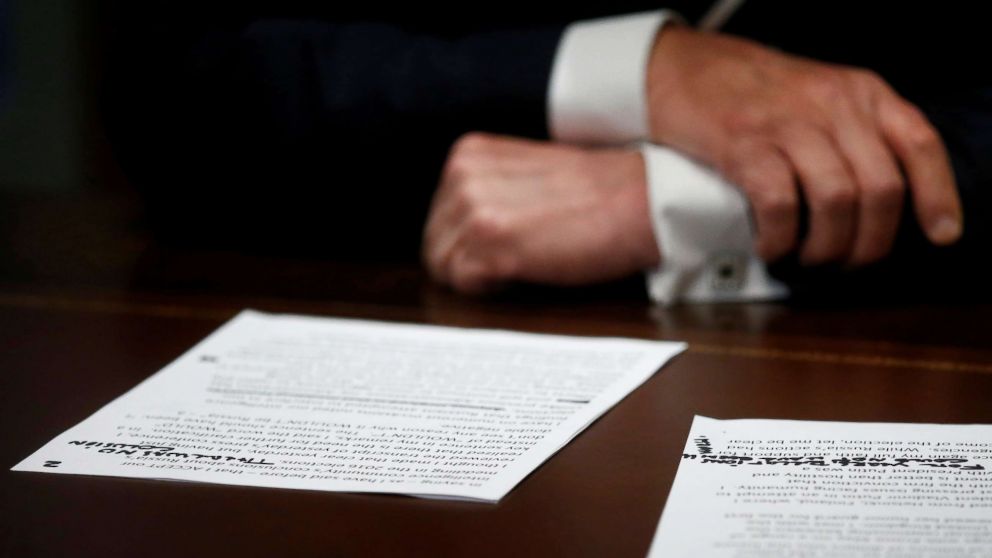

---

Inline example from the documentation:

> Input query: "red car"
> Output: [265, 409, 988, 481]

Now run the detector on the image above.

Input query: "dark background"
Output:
[1, 1, 990, 301]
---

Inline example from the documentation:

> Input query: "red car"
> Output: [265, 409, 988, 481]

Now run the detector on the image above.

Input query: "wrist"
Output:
[645, 24, 693, 143]
[600, 149, 662, 270]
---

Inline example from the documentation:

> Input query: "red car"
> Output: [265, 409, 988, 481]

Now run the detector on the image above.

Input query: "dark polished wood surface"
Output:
[3, 194, 992, 558]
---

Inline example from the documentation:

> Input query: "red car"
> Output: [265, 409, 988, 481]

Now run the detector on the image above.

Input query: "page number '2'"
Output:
[43, 461, 61, 468]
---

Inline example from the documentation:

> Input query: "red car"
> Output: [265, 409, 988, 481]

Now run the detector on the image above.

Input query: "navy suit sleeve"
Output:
[106, 17, 566, 257]
[188, 20, 564, 146]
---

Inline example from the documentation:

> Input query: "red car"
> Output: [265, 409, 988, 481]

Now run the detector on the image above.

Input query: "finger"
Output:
[424, 218, 464, 285]
[877, 97, 963, 245]
[446, 213, 517, 294]
[422, 173, 473, 284]
[447, 248, 504, 295]
[831, 105, 906, 266]
[778, 124, 859, 265]
[724, 141, 799, 262]
[423, 197, 457, 263]
[429, 197, 517, 292]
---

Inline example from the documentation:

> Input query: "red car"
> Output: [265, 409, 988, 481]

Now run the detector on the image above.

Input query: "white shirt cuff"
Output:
[640, 144, 791, 305]
[548, 11, 678, 144]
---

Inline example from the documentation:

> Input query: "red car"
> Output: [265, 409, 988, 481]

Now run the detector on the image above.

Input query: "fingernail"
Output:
[929, 216, 962, 245]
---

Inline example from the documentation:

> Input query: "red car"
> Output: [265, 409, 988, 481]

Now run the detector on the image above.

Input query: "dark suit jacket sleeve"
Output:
[186, 19, 564, 146]
[105, 14, 566, 256]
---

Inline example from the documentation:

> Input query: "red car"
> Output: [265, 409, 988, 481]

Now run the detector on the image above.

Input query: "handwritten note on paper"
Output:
[12, 310, 685, 503]
[649, 416, 992, 557]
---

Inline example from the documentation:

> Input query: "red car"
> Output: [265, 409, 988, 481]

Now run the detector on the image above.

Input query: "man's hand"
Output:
[647, 26, 963, 266]
[423, 133, 659, 294]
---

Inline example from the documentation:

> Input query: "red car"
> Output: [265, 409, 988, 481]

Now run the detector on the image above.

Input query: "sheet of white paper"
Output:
[12, 310, 685, 503]
[650, 416, 992, 557]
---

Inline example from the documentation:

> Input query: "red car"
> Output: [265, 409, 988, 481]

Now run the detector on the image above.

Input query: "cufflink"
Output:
[708, 252, 747, 293]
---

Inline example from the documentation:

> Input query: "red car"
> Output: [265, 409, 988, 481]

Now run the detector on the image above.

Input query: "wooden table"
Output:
[2, 195, 991, 557]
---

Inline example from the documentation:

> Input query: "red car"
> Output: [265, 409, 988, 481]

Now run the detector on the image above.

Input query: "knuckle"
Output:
[443, 134, 493, 179]
[449, 132, 494, 157]
[753, 189, 798, 222]
[448, 179, 476, 208]
[724, 152, 798, 225]
[726, 105, 774, 135]
[905, 122, 941, 153]
[772, 120, 825, 147]
[888, 103, 940, 150]
[863, 178, 905, 210]
[817, 184, 858, 213]
[442, 155, 472, 183]
[450, 176, 492, 209]
[892, 100, 927, 123]
[465, 207, 510, 241]
[449, 253, 514, 293]
[724, 146, 782, 185]
[804, 71, 848, 106]
[848, 68, 886, 91]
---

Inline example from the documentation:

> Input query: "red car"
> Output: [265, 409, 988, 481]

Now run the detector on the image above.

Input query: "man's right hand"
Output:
[646, 25, 963, 266]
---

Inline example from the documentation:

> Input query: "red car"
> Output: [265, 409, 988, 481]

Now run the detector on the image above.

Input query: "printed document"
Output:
[650, 416, 992, 557]
[13, 310, 685, 503]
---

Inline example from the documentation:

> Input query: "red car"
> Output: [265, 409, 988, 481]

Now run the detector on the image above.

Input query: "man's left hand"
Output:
[423, 133, 660, 293]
